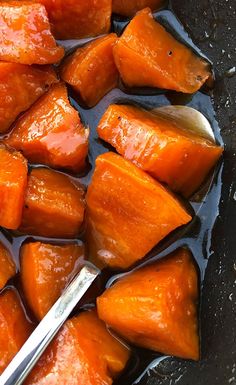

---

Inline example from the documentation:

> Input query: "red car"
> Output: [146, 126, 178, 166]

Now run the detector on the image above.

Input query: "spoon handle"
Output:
[0, 264, 99, 385]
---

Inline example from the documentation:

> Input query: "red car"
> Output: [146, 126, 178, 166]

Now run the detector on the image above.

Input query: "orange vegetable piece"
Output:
[0, 288, 33, 374]
[97, 248, 199, 360]
[0, 144, 28, 230]
[21, 241, 85, 320]
[25, 310, 130, 385]
[0, 2, 64, 65]
[20, 168, 85, 238]
[113, 0, 164, 16]
[97, 104, 223, 197]
[113, 8, 211, 93]
[86, 152, 191, 269]
[0, 63, 58, 134]
[61, 34, 119, 107]
[6, 83, 89, 173]
[0, 243, 16, 290]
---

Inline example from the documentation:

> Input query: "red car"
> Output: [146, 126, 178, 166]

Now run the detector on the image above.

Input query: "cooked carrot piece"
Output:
[25, 310, 130, 385]
[86, 152, 191, 269]
[97, 104, 223, 197]
[6, 83, 89, 173]
[97, 248, 199, 360]
[61, 34, 119, 107]
[0, 2, 64, 65]
[112, 0, 164, 16]
[0, 288, 33, 374]
[20, 168, 85, 238]
[0, 144, 28, 230]
[0, 243, 16, 290]
[113, 8, 211, 93]
[0, 63, 58, 134]
[21, 241, 85, 320]
[28, 0, 112, 40]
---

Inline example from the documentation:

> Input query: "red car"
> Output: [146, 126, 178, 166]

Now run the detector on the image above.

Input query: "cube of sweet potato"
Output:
[6, 83, 89, 173]
[86, 152, 192, 269]
[112, 0, 164, 16]
[97, 248, 199, 360]
[0, 243, 16, 290]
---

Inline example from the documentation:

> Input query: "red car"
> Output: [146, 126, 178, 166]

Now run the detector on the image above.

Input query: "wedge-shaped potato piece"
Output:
[0, 144, 28, 230]
[6, 83, 89, 173]
[0, 288, 33, 374]
[20, 168, 85, 238]
[61, 34, 119, 107]
[0, 2, 64, 64]
[21, 241, 85, 320]
[113, 8, 211, 93]
[86, 152, 191, 269]
[0, 63, 58, 134]
[97, 248, 199, 360]
[0, 243, 16, 290]
[25, 310, 130, 385]
[113, 0, 164, 16]
[97, 104, 223, 197]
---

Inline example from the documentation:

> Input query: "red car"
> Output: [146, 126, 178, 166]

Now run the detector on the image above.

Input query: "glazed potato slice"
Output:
[0, 243, 16, 290]
[112, 0, 164, 16]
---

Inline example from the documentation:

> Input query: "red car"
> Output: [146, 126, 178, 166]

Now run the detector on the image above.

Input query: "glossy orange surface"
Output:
[25, 310, 130, 385]
[61, 34, 119, 107]
[20, 168, 85, 238]
[85, 152, 192, 269]
[113, 8, 211, 92]
[6, 83, 89, 173]
[0, 2, 64, 64]
[112, 0, 164, 16]
[0, 144, 28, 230]
[0, 288, 33, 374]
[97, 104, 223, 197]
[0, 243, 16, 290]
[97, 248, 199, 360]
[0, 63, 58, 134]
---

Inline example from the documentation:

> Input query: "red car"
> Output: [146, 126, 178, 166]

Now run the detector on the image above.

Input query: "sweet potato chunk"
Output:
[20, 168, 85, 238]
[0, 2, 64, 64]
[25, 310, 130, 385]
[0, 243, 16, 290]
[97, 104, 223, 197]
[61, 34, 119, 107]
[0, 144, 28, 230]
[0, 63, 58, 134]
[113, 8, 211, 93]
[6, 83, 89, 173]
[97, 248, 199, 360]
[21, 241, 85, 320]
[112, 0, 164, 16]
[29, 0, 112, 40]
[0, 288, 33, 373]
[86, 152, 191, 269]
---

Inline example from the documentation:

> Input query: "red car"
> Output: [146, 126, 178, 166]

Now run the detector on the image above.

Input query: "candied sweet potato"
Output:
[21, 241, 85, 320]
[61, 34, 119, 107]
[20, 168, 85, 238]
[0, 2, 64, 64]
[0, 243, 16, 290]
[6, 83, 89, 173]
[112, 0, 164, 16]
[86, 152, 191, 269]
[97, 104, 223, 197]
[0, 63, 58, 134]
[0, 144, 28, 230]
[113, 8, 211, 93]
[0, 288, 33, 373]
[25, 310, 130, 385]
[97, 248, 199, 360]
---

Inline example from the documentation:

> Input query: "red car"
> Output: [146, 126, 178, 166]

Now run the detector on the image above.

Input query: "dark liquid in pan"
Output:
[0, 3, 223, 384]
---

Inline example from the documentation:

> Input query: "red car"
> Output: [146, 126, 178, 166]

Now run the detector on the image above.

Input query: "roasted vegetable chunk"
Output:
[0, 144, 28, 230]
[112, 0, 164, 16]
[20, 168, 85, 238]
[21, 241, 85, 320]
[0, 288, 33, 373]
[25, 310, 130, 385]
[86, 152, 191, 269]
[0, 63, 57, 134]
[113, 8, 211, 93]
[97, 248, 199, 360]
[6, 83, 89, 173]
[0, 2, 64, 64]
[0, 243, 16, 290]
[61, 34, 119, 107]
[97, 104, 223, 197]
